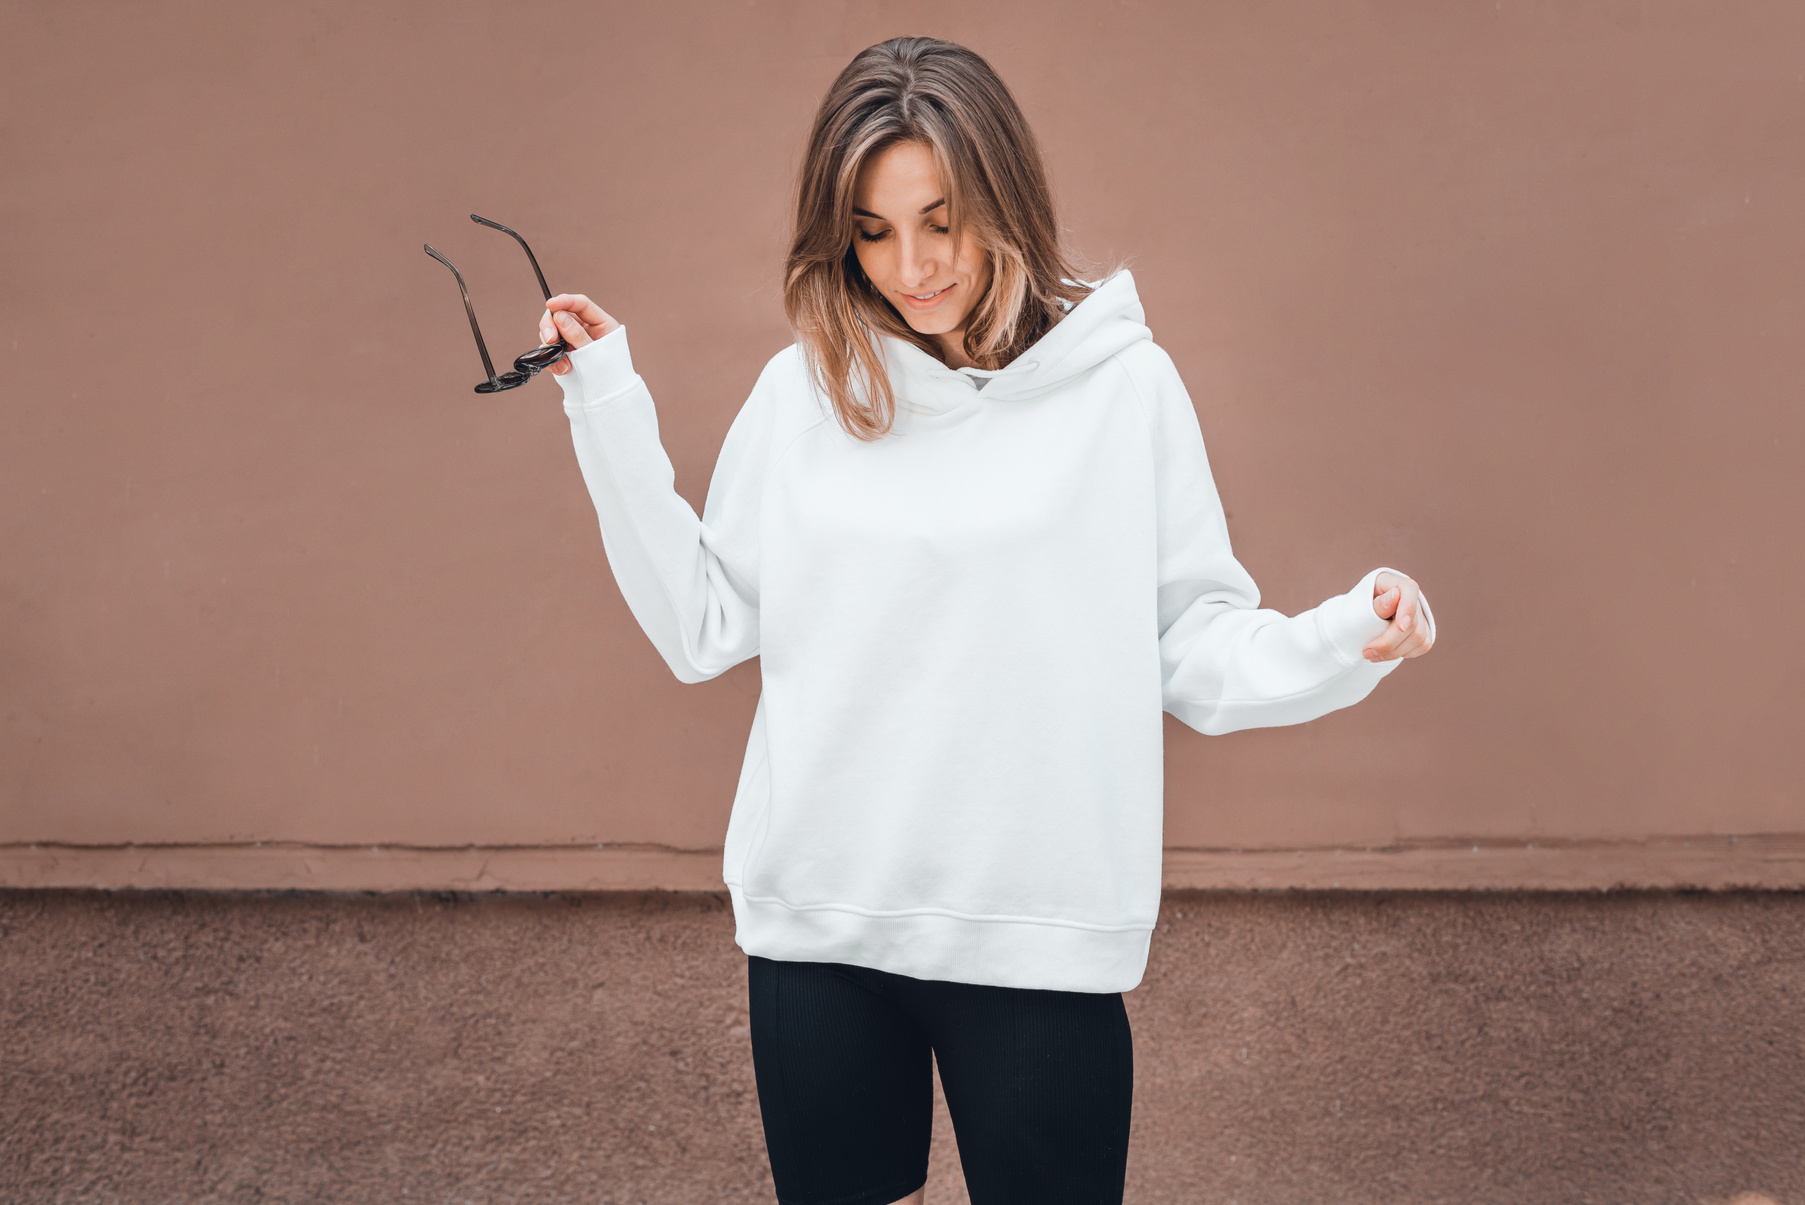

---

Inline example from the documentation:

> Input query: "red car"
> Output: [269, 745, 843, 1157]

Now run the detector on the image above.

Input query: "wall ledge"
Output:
[3, 835, 1803, 892]
[1161, 834, 1805, 890]
[0, 843, 726, 893]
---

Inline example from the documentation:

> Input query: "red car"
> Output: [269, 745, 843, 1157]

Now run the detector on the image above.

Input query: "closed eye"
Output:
[855, 223, 950, 244]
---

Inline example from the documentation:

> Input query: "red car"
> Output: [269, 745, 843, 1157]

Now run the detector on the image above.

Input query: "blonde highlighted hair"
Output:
[784, 36, 1093, 440]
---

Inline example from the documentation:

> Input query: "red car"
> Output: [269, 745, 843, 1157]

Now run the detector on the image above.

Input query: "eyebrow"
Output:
[852, 198, 948, 220]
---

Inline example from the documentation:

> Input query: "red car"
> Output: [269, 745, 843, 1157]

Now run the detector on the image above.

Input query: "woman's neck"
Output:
[933, 329, 978, 371]
[928, 302, 1067, 372]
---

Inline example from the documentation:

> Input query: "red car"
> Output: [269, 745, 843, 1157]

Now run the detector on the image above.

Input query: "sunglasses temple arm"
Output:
[470, 213, 553, 300]
[423, 244, 500, 386]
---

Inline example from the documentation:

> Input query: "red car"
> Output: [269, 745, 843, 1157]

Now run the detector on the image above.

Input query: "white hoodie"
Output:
[557, 270, 1401, 992]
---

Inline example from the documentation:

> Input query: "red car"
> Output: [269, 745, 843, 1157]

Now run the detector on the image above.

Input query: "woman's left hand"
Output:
[1364, 571, 1437, 662]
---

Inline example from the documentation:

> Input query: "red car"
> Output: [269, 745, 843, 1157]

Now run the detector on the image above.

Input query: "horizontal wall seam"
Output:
[4, 836, 1804, 892]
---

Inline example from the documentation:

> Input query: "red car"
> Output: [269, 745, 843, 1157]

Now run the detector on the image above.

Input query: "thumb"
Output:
[1373, 586, 1400, 620]
[551, 309, 593, 350]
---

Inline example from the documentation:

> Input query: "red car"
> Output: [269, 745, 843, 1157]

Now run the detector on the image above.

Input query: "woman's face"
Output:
[850, 140, 994, 367]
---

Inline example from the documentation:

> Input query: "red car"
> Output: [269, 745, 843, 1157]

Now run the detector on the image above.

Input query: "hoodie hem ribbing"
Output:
[728, 883, 1156, 993]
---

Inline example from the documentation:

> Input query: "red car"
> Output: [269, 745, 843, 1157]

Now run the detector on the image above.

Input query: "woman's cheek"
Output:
[852, 241, 884, 289]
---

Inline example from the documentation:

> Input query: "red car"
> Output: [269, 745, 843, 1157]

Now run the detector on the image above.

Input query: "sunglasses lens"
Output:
[514, 342, 567, 374]
[475, 370, 531, 394]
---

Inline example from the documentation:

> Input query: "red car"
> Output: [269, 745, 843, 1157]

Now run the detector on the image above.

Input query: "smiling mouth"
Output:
[902, 284, 953, 307]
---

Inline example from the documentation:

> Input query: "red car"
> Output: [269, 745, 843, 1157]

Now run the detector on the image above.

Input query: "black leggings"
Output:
[747, 955, 1134, 1205]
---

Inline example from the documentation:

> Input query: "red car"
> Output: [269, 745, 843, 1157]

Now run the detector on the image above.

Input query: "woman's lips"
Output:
[899, 283, 954, 312]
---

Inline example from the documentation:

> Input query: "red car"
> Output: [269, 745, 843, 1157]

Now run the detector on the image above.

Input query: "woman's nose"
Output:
[897, 232, 936, 286]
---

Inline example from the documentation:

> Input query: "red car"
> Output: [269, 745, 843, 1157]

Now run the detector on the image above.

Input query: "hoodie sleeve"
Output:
[556, 325, 767, 683]
[1121, 345, 1402, 735]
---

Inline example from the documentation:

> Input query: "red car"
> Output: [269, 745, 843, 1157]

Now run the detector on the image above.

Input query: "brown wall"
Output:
[4, 1, 1803, 889]
[4, 889, 1802, 1204]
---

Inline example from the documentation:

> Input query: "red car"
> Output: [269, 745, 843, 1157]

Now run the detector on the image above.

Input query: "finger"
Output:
[1373, 606, 1439, 661]
[1390, 626, 1430, 659]
[1392, 604, 1436, 659]
[1364, 624, 1403, 661]
[544, 292, 596, 316]
[1364, 609, 1417, 661]
[551, 309, 594, 349]
[1395, 582, 1439, 652]
[546, 293, 616, 333]
[1393, 581, 1421, 636]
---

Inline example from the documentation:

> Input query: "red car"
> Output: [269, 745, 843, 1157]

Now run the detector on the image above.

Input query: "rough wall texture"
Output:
[3, 891, 1800, 1205]
[6, 0, 1804, 873]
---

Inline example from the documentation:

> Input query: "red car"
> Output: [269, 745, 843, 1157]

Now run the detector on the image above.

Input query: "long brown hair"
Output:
[784, 36, 1093, 441]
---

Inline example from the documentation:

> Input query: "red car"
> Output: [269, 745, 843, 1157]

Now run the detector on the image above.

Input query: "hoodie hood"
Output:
[879, 269, 1151, 415]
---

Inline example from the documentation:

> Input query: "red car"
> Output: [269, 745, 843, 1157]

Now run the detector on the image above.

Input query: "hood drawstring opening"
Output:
[885, 271, 1147, 410]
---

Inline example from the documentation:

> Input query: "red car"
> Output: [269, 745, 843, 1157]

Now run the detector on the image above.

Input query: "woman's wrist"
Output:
[556, 324, 638, 406]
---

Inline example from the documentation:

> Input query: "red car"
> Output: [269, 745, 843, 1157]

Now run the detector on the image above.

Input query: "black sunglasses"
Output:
[425, 214, 568, 394]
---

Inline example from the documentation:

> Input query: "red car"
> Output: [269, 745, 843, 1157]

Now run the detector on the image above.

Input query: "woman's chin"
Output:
[900, 313, 966, 339]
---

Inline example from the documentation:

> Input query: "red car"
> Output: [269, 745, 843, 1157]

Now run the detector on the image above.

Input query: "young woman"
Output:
[538, 35, 1433, 1205]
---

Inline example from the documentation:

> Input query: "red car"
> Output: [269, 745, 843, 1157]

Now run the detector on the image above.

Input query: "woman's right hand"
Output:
[539, 294, 621, 375]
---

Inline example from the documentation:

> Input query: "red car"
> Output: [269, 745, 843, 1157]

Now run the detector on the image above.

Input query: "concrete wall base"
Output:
[3, 890, 1800, 1204]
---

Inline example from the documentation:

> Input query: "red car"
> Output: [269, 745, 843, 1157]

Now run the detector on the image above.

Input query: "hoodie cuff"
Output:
[555, 324, 638, 411]
[1316, 566, 1402, 667]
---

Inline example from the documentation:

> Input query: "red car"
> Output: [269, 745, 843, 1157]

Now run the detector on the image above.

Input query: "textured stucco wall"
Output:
[6, 0, 1804, 886]
[3, 890, 1800, 1204]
